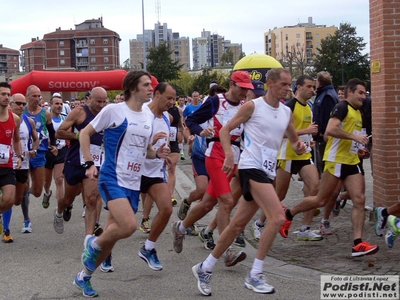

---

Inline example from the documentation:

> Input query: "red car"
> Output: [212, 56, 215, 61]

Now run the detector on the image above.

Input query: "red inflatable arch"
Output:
[9, 70, 159, 94]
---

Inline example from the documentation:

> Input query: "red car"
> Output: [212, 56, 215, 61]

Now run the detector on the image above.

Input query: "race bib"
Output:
[261, 146, 278, 179]
[169, 127, 177, 142]
[299, 134, 312, 153]
[0, 144, 11, 164]
[80, 144, 102, 167]
[122, 148, 146, 179]
[350, 129, 364, 154]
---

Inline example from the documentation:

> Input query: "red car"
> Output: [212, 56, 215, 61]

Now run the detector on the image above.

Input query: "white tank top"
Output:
[13, 117, 30, 170]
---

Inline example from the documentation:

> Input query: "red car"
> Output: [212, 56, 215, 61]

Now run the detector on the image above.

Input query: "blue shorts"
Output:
[98, 181, 140, 213]
[191, 156, 208, 178]
[29, 150, 46, 169]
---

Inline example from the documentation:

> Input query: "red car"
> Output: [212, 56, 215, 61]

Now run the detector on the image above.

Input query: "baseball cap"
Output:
[231, 71, 253, 89]
[251, 80, 266, 96]
[209, 81, 218, 89]
[52, 92, 62, 98]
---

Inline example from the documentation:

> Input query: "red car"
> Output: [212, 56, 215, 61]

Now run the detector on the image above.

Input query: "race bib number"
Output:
[122, 148, 145, 178]
[350, 129, 365, 154]
[169, 127, 177, 142]
[299, 134, 312, 153]
[261, 146, 278, 178]
[0, 144, 11, 164]
[80, 144, 102, 167]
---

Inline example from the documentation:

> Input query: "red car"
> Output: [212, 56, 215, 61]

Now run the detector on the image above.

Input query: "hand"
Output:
[85, 165, 98, 180]
[353, 134, 369, 146]
[152, 132, 168, 144]
[221, 153, 234, 178]
[307, 123, 318, 135]
[157, 143, 171, 159]
[29, 150, 37, 158]
[15, 157, 22, 170]
[200, 126, 215, 137]
[358, 148, 370, 159]
[50, 146, 58, 156]
[294, 140, 307, 155]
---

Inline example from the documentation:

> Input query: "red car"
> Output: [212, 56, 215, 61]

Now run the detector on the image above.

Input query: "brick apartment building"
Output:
[0, 44, 20, 81]
[20, 17, 120, 72]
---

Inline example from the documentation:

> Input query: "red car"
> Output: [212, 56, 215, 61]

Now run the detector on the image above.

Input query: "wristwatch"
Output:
[83, 161, 95, 169]
[17, 155, 24, 161]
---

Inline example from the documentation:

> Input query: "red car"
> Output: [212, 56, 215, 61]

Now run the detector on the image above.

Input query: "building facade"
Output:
[20, 18, 120, 72]
[0, 44, 21, 81]
[264, 17, 337, 66]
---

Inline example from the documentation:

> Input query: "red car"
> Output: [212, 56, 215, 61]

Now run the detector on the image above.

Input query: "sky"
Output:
[2, 0, 370, 68]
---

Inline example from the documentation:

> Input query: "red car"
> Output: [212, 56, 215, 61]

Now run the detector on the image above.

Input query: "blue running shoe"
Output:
[100, 254, 114, 273]
[73, 273, 98, 298]
[82, 235, 101, 273]
[192, 263, 212, 296]
[385, 215, 400, 248]
[138, 245, 162, 271]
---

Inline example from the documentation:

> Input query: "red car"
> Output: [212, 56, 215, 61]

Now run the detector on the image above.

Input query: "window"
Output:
[104, 57, 109, 63]
[60, 41, 64, 46]
[14, 56, 17, 61]
[90, 48, 95, 54]
[60, 59, 65, 65]
[14, 64, 17, 68]
[104, 48, 108, 53]
[90, 39, 95, 45]
[296, 33, 300, 38]
[315, 33, 320, 38]
[316, 42, 320, 47]
[91, 57, 96, 63]
[103, 39, 108, 44]
[315, 50, 320, 55]
[60, 50, 64, 56]
[285, 34, 288, 41]
[296, 42, 301, 47]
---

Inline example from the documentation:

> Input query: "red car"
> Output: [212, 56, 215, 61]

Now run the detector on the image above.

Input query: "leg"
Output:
[53, 163, 65, 204]
[29, 166, 44, 198]
[167, 152, 179, 204]
[82, 178, 101, 235]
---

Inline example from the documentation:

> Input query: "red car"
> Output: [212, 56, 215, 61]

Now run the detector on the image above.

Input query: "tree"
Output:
[277, 45, 309, 78]
[190, 67, 229, 95]
[220, 48, 234, 66]
[146, 42, 184, 82]
[122, 58, 131, 71]
[170, 71, 194, 96]
[313, 23, 370, 88]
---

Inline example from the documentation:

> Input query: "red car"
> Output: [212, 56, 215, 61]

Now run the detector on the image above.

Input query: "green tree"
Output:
[220, 48, 234, 66]
[170, 71, 194, 96]
[190, 68, 229, 95]
[146, 42, 184, 82]
[313, 23, 370, 88]
[122, 58, 131, 71]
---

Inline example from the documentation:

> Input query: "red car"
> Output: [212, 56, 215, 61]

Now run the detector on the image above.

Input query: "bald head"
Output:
[88, 87, 108, 114]
[10, 93, 27, 115]
[11, 93, 26, 102]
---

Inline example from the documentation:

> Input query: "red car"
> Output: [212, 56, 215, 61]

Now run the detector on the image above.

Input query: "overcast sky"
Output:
[2, 0, 369, 67]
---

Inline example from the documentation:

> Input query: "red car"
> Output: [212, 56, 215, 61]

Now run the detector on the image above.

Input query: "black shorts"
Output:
[63, 162, 87, 186]
[45, 147, 67, 169]
[169, 141, 180, 153]
[0, 168, 16, 187]
[277, 159, 313, 175]
[140, 175, 165, 193]
[239, 168, 273, 202]
[15, 169, 29, 184]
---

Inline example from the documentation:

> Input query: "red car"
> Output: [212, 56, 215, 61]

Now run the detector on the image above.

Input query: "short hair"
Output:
[209, 85, 227, 97]
[123, 71, 151, 101]
[266, 68, 290, 83]
[0, 82, 11, 90]
[344, 78, 365, 98]
[154, 82, 175, 95]
[50, 95, 62, 104]
[296, 75, 314, 87]
[26, 85, 40, 96]
[337, 85, 345, 92]
[317, 71, 332, 86]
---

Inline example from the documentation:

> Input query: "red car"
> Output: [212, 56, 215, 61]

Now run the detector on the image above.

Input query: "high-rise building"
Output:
[192, 29, 242, 70]
[264, 17, 337, 66]
[0, 44, 21, 81]
[20, 18, 120, 72]
[129, 22, 190, 71]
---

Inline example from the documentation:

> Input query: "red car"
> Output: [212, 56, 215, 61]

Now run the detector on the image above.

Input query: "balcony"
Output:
[76, 42, 88, 48]
[77, 60, 89, 66]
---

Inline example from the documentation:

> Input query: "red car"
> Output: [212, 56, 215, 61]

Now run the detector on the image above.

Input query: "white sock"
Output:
[56, 211, 63, 218]
[91, 236, 102, 251]
[78, 270, 91, 280]
[300, 224, 309, 231]
[204, 227, 213, 235]
[250, 258, 264, 277]
[145, 239, 156, 250]
[201, 254, 218, 272]
[256, 220, 265, 227]
[178, 221, 187, 234]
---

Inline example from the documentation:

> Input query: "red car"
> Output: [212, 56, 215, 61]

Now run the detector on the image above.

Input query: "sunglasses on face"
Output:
[13, 102, 27, 106]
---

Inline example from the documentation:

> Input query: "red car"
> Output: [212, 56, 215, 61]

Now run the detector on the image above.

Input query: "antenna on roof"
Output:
[155, 0, 161, 23]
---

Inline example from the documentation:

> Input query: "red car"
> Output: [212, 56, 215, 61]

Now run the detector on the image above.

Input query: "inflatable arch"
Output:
[10, 70, 131, 95]
[233, 54, 282, 83]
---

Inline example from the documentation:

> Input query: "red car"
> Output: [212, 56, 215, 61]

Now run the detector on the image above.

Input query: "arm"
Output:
[79, 124, 98, 180]
[186, 96, 218, 136]
[285, 113, 307, 155]
[28, 118, 39, 158]
[220, 101, 254, 177]
[12, 114, 22, 169]
[56, 108, 83, 140]
[326, 117, 368, 146]
[45, 110, 57, 147]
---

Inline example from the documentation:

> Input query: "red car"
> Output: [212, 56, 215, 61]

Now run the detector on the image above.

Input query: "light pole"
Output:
[142, 0, 146, 71]
[340, 51, 344, 85]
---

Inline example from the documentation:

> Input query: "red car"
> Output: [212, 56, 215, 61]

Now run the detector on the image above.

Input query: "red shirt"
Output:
[0, 110, 16, 168]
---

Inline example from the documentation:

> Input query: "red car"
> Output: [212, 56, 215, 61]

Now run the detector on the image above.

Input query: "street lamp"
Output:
[340, 51, 344, 85]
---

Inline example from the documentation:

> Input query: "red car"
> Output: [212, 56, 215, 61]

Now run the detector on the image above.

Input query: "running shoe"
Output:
[244, 273, 275, 294]
[140, 219, 151, 233]
[233, 232, 246, 247]
[319, 220, 333, 235]
[385, 215, 400, 248]
[2, 229, 13, 243]
[21, 220, 32, 233]
[224, 246, 246, 267]
[82, 235, 101, 273]
[53, 209, 64, 234]
[42, 189, 52, 209]
[171, 196, 178, 206]
[332, 194, 341, 217]
[82, 205, 86, 218]
[93, 224, 103, 237]
[177, 198, 190, 220]
[186, 224, 198, 236]
[279, 209, 292, 238]
[374, 207, 387, 237]
[180, 153, 185, 160]
[172, 221, 185, 253]
[351, 241, 379, 257]
[100, 254, 114, 273]
[198, 228, 215, 250]
[192, 263, 212, 296]
[138, 245, 162, 271]
[73, 273, 98, 298]
[63, 205, 73, 222]
[297, 229, 323, 241]
[251, 221, 263, 241]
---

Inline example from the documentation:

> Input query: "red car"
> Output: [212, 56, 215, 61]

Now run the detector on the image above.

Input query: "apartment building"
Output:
[20, 18, 120, 72]
[0, 44, 20, 81]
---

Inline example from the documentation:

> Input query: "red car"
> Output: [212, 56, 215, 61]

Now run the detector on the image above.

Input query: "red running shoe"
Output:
[279, 211, 292, 238]
[351, 241, 379, 257]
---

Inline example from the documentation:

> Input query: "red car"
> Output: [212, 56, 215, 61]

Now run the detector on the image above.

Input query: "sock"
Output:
[201, 254, 218, 273]
[255, 220, 265, 227]
[2, 208, 12, 231]
[91, 236, 102, 251]
[145, 239, 156, 250]
[21, 191, 30, 221]
[250, 258, 264, 278]
[178, 221, 187, 234]
[353, 238, 362, 246]
[382, 208, 389, 218]
[44, 190, 50, 196]
[321, 218, 328, 223]
[78, 270, 91, 280]
[285, 209, 293, 221]
[204, 226, 213, 235]
[300, 225, 309, 232]
[56, 211, 63, 218]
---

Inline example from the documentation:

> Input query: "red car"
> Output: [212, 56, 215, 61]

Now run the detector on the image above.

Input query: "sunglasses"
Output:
[13, 102, 27, 106]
